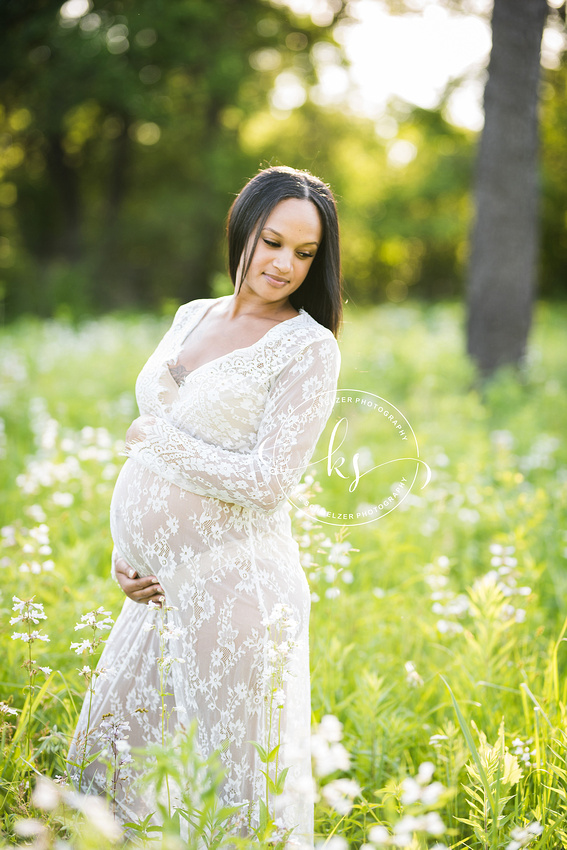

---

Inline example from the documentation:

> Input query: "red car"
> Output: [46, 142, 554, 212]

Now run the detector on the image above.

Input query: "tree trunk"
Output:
[466, 0, 548, 377]
[97, 115, 132, 308]
[45, 133, 83, 263]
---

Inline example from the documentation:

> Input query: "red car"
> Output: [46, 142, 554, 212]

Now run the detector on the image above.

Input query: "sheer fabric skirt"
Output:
[67, 460, 314, 844]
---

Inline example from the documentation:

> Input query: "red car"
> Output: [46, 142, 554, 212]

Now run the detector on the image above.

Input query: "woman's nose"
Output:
[273, 251, 292, 272]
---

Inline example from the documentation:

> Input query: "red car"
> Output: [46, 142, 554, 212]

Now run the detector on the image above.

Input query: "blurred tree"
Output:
[466, 0, 549, 377]
[378, 0, 565, 375]
[0, 0, 346, 318]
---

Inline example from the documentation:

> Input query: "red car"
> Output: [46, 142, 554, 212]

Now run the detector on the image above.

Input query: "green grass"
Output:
[0, 301, 566, 848]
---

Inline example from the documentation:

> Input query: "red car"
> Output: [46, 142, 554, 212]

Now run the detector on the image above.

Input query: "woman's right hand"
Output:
[114, 557, 165, 607]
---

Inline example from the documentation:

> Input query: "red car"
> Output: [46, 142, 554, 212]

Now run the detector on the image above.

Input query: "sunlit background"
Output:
[2, 4, 567, 845]
[271, 0, 566, 129]
[1, 0, 566, 316]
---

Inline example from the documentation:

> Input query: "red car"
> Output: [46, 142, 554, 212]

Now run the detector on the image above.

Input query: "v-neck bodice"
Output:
[166, 297, 306, 387]
[133, 297, 338, 454]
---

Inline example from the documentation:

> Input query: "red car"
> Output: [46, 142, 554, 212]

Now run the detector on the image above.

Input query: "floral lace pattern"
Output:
[67, 297, 341, 844]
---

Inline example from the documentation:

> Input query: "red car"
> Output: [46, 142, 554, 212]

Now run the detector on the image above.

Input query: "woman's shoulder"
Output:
[171, 296, 227, 327]
[273, 310, 340, 375]
[174, 295, 221, 316]
[287, 309, 339, 350]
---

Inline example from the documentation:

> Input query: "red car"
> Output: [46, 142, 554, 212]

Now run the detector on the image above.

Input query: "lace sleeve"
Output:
[126, 335, 340, 512]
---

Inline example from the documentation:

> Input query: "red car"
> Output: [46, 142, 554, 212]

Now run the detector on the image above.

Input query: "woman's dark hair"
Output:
[227, 166, 342, 336]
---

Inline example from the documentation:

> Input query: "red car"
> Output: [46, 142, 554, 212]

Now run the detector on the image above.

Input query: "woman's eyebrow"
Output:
[263, 227, 319, 247]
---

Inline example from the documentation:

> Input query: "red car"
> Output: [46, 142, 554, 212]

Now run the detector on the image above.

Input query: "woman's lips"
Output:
[264, 273, 289, 286]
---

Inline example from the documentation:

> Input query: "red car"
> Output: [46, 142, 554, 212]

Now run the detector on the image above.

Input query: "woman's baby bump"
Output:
[109, 458, 251, 577]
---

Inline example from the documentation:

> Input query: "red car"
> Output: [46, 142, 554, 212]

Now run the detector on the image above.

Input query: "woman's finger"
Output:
[114, 558, 164, 604]
[131, 579, 164, 599]
[115, 557, 137, 578]
[114, 562, 164, 605]
[128, 578, 165, 606]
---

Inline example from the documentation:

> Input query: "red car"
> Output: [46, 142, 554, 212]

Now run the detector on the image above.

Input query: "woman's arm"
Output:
[124, 335, 340, 512]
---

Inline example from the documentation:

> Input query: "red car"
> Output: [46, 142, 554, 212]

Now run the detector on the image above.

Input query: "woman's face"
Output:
[237, 198, 322, 305]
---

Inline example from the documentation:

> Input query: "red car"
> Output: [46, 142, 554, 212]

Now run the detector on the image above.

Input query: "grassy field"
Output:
[1, 301, 566, 849]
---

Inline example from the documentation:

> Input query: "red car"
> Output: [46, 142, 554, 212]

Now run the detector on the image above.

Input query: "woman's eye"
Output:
[262, 238, 313, 259]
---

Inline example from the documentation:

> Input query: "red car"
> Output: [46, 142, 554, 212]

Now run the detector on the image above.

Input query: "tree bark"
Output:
[466, 0, 548, 377]
[45, 133, 83, 263]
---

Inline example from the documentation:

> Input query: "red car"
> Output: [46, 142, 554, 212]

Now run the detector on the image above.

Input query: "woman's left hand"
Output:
[114, 557, 165, 607]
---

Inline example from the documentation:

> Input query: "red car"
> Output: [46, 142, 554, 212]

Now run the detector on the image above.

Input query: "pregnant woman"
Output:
[67, 166, 342, 845]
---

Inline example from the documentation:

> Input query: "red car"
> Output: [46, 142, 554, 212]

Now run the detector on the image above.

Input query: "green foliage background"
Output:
[0, 0, 566, 320]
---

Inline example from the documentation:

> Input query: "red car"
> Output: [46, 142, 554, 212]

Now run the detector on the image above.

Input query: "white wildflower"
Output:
[26, 505, 46, 522]
[404, 661, 424, 687]
[14, 818, 47, 838]
[321, 777, 361, 814]
[401, 777, 421, 805]
[429, 733, 448, 746]
[312, 735, 351, 776]
[421, 781, 445, 805]
[436, 619, 463, 634]
[52, 492, 74, 507]
[32, 776, 60, 810]
[508, 821, 543, 850]
[66, 793, 123, 841]
[318, 714, 343, 743]
[417, 761, 435, 784]
[401, 763, 444, 807]
[368, 824, 391, 845]
[316, 838, 348, 850]
[74, 608, 113, 630]
[99, 717, 130, 746]
[10, 596, 47, 625]
[422, 811, 445, 835]
[273, 688, 286, 707]
[161, 622, 184, 640]
[12, 630, 50, 642]
[70, 639, 94, 654]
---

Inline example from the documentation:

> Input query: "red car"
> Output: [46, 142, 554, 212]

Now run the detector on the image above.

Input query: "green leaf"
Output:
[275, 767, 290, 795]
[250, 741, 268, 763]
[441, 676, 497, 820]
[259, 798, 270, 832]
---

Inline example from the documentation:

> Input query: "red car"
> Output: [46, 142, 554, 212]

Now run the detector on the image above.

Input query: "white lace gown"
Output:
[68, 296, 341, 844]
